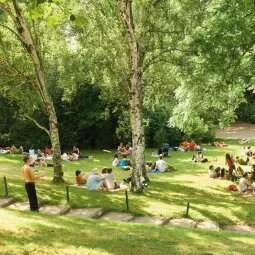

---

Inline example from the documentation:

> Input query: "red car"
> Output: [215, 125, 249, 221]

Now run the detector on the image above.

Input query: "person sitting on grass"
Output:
[208, 165, 225, 179]
[189, 140, 196, 151]
[146, 161, 153, 172]
[105, 168, 120, 191]
[235, 156, 249, 166]
[152, 155, 176, 173]
[244, 146, 253, 157]
[44, 146, 52, 155]
[119, 155, 131, 170]
[232, 166, 244, 180]
[112, 154, 119, 167]
[117, 143, 127, 155]
[87, 168, 109, 191]
[125, 142, 133, 154]
[192, 151, 208, 163]
[75, 170, 85, 186]
[72, 146, 80, 155]
[239, 172, 252, 193]
[153, 155, 167, 172]
[101, 167, 108, 177]
[36, 158, 54, 167]
[179, 140, 190, 152]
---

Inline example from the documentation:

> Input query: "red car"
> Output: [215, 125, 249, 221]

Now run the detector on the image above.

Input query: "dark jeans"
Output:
[25, 182, 39, 211]
[229, 166, 237, 182]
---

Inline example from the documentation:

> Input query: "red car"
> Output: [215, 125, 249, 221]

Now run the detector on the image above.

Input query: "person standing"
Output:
[225, 153, 236, 182]
[22, 155, 44, 211]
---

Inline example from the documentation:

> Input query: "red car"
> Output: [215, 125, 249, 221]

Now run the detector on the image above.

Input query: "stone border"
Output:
[2, 197, 255, 234]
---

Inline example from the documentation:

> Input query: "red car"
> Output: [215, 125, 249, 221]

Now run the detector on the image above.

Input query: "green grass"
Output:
[1, 140, 255, 226]
[0, 208, 255, 255]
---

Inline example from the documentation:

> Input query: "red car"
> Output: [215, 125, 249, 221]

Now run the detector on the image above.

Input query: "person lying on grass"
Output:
[235, 156, 249, 165]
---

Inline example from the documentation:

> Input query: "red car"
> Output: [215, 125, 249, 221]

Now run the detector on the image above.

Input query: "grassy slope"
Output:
[0, 208, 255, 255]
[0, 139, 255, 226]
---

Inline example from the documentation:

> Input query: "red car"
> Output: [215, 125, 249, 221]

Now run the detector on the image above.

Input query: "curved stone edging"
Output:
[1, 197, 255, 234]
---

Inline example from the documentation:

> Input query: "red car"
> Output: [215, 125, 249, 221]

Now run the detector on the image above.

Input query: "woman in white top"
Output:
[112, 154, 119, 167]
[239, 173, 251, 192]
[105, 168, 120, 190]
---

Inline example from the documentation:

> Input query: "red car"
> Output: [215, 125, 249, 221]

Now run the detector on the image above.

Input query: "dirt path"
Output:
[216, 121, 255, 139]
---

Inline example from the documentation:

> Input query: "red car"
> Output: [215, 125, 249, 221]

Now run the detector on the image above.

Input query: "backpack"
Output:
[227, 184, 238, 191]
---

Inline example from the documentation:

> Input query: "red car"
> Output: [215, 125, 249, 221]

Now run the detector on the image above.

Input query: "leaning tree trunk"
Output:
[11, 0, 63, 182]
[119, 0, 146, 192]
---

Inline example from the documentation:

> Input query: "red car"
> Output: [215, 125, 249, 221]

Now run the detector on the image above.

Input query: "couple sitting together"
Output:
[147, 155, 176, 173]
[75, 168, 127, 191]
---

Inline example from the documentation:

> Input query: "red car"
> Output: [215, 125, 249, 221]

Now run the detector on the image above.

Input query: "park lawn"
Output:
[0, 208, 255, 255]
[0, 139, 255, 226]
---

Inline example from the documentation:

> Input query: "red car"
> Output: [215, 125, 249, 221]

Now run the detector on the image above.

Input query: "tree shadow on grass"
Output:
[146, 179, 255, 225]
[1, 209, 255, 255]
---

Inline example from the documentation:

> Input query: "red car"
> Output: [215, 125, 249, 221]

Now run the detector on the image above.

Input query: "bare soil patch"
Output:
[216, 121, 255, 139]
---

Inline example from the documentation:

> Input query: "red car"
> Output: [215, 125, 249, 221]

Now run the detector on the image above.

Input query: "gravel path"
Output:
[216, 121, 255, 139]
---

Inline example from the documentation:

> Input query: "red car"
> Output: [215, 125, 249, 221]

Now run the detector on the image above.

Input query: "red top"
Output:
[76, 175, 82, 185]
[226, 159, 234, 168]
[189, 143, 196, 151]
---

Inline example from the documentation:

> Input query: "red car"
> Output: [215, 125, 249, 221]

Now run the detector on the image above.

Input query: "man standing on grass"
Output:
[22, 155, 44, 211]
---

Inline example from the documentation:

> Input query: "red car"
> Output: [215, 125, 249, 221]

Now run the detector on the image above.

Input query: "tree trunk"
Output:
[11, 0, 64, 182]
[119, 0, 146, 192]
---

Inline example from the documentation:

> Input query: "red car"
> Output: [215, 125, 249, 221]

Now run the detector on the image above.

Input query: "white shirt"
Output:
[239, 177, 248, 192]
[155, 159, 167, 172]
[208, 169, 217, 178]
[106, 173, 115, 190]
[112, 158, 119, 167]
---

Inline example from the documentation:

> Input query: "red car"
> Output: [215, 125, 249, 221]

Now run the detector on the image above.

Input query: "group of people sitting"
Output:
[112, 153, 176, 173]
[112, 154, 132, 170]
[75, 167, 128, 191]
[28, 149, 54, 168]
[116, 142, 133, 155]
[179, 140, 202, 152]
[0, 145, 24, 154]
[146, 155, 176, 173]
[62, 146, 92, 161]
[206, 152, 255, 194]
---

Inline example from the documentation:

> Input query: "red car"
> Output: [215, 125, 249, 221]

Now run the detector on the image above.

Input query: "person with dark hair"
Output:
[105, 168, 120, 190]
[72, 146, 80, 155]
[239, 173, 251, 193]
[192, 151, 208, 163]
[22, 155, 44, 211]
[154, 155, 167, 172]
[244, 146, 253, 157]
[112, 154, 119, 167]
[75, 170, 82, 186]
[226, 153, 237, 182]
[235, 156, 249, 165]
[208, 165, 225, 179]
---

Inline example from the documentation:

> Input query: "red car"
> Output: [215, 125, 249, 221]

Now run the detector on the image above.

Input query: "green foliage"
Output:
[237, 91, 255, 123]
